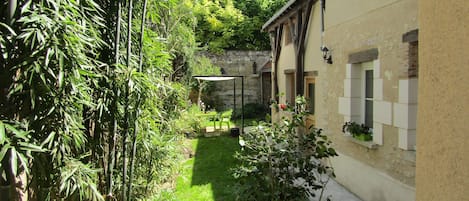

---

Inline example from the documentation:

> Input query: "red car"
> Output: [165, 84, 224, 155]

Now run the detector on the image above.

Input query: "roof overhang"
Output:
[261, 0, 316, 32]
[262, 0, 297, 31]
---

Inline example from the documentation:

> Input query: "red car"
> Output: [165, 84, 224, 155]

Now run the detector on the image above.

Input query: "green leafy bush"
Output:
[173, 105, 205, 137]
[232, 103, 269, 120]
[233, 97, 338, 201]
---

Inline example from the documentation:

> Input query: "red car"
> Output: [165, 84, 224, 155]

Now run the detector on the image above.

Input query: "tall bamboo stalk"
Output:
[106, 0, 121, 200]
[7, 1, 28, 200]
[137, 0, 147, 73]
[127, 0, 147, 199]
[122, 0, 133, 200]
[127, 109, 139, 200]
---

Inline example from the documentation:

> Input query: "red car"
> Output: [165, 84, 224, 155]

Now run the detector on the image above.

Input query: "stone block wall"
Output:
[201, 50, 271, 110]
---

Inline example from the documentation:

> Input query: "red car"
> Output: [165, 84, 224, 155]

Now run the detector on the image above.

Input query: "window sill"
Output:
[345, 135, 379, 149]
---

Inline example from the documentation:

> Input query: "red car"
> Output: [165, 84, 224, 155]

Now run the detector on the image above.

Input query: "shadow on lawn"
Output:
[191, 134, 240, 201]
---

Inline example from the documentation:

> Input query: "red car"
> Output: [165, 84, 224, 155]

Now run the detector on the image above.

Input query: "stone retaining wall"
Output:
[201, 50, 271, 110]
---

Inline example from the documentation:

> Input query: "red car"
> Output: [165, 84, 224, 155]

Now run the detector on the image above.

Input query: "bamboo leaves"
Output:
[1, 0, 106, 199]
[0, 120, 44, 179]
[2, 0, 197, 199]
[59, 158, 104, 201]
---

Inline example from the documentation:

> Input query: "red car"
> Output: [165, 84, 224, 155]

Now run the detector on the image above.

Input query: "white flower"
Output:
[266, 136, 273, 146]
[239, 139, 245, 147]
[257, 125, 264, 132]
[292, 177, 306, 187]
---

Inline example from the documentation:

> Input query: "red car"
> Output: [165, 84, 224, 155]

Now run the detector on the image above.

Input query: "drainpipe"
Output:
[320, 0, 325, 47]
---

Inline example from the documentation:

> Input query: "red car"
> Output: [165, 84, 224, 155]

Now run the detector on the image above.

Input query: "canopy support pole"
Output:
[233, 79, 236, 117]
[241, 76, 244, 134]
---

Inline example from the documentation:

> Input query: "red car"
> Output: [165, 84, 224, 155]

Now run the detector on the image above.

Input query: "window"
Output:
[305, 77, 315, 114]
[285, 72, 295, 104]
[340, 58, 387, 146]
[362, 62, 374, 128]
[408, 41, 418, 77]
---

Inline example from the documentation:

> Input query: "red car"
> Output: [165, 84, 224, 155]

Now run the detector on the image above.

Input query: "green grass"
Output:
[175, 135, 240, 201]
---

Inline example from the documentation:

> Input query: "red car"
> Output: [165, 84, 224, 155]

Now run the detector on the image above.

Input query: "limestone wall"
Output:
[201, 51, 271, 110]
[272, 0, 419, 200]
[416, 1, 469, 200]
[310, 1, 419, 200]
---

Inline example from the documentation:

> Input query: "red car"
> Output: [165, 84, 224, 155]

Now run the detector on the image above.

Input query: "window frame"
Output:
[305, 77, 316, 115]
[361, 62, 374, 129]
[285, 71, 295, 105]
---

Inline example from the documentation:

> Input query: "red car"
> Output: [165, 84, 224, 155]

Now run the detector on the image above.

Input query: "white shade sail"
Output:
[193, 76, 236, 81]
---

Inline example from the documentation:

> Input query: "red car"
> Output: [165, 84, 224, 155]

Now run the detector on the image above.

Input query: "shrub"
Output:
[233, 96, 338, 201]
[173, 105, 204, 137]
[232, 103, 269, 120]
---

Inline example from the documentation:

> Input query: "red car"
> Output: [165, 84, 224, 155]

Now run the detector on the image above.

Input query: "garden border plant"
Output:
[233, 96, 338, 201]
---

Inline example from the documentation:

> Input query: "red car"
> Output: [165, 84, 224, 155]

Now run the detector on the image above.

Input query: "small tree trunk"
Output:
[197, 80, 203, 108]
[4, 150, 27, 201]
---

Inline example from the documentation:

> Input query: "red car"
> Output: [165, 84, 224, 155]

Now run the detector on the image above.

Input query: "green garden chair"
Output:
[218, 110, 232, 130]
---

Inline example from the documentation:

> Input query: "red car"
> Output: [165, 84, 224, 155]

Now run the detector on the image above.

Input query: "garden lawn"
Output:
[175, 135, 240, 201]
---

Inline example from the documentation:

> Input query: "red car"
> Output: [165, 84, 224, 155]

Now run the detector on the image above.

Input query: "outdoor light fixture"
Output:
[321, 46, 333, 64]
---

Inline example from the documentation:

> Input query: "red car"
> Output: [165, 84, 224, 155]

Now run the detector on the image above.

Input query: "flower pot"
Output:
[230, 128, 240, 137]
[0, 185, 10, 200]
[354, 134, 372, 141]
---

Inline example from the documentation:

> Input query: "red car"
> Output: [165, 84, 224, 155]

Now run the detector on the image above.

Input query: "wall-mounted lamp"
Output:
[321, 46, 333, 64]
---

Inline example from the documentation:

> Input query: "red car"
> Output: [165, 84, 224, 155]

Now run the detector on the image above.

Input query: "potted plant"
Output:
[342, 121, 372, 141]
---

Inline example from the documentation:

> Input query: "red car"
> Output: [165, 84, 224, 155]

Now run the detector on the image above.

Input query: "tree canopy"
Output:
[193, 0, 289, 53]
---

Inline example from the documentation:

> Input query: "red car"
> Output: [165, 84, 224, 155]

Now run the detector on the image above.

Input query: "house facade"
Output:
[416, 1, 469, 200]
[263, 0, 418, 200]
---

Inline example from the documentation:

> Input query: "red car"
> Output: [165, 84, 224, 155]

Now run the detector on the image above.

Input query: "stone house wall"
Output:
[266, 0, 418, 200]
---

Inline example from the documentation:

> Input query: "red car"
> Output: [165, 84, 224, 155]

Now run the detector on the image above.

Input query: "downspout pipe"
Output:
[320, 0, 325, 48]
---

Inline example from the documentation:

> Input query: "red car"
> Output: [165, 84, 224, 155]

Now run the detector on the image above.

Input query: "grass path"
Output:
[175, 135, 240, 201]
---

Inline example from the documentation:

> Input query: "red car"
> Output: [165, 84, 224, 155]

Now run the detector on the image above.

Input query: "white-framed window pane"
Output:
[365, 70, 373, 98]
[364, 69, 374, 128]
[308, 82, 315, 114]
[365, 99, 373, 128]
[285, 73, 295, 104]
